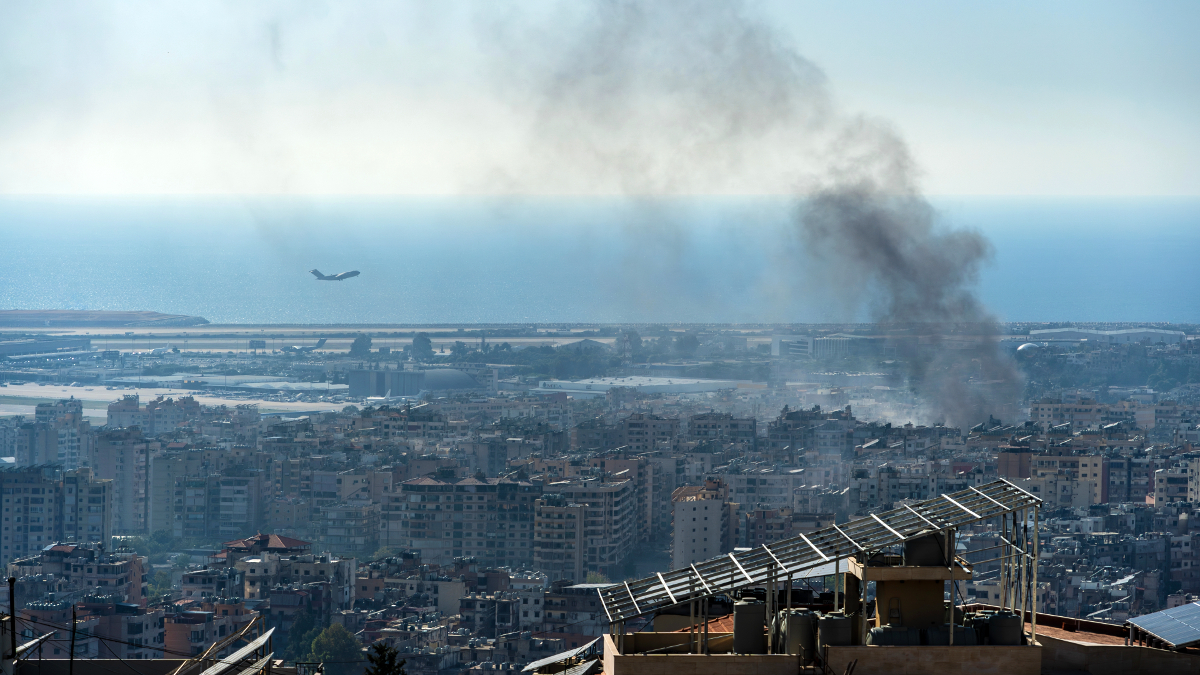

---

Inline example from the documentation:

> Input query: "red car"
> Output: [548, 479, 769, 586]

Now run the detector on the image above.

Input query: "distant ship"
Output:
[310, 269, 360, 281]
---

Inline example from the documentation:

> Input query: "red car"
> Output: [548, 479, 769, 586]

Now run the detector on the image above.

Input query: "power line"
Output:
[16, 615, 365, 667]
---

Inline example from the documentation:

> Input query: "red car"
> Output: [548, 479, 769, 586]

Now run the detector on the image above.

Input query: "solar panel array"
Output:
[1128, 602, 1200, 648]
[598, 478, 1040, 624]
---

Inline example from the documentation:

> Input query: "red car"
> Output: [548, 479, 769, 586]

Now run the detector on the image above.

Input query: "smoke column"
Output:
[483, 0, 1021, 426]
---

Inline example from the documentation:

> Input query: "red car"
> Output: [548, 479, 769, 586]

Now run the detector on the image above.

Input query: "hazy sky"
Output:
[1, 0, 1195, 196]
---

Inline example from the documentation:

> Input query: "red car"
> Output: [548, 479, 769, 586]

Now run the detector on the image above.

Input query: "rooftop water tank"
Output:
[781, 610, 817, 664]
[733, 600, 767, 654]
[989, 612, 1022, 645]
[818, 611, 853, 647]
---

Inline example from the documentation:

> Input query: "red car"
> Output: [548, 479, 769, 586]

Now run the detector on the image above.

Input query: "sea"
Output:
[1, 196, 1197, 325]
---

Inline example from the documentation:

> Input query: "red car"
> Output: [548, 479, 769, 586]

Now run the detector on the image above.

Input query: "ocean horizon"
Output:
[1, 196, 1197, 325]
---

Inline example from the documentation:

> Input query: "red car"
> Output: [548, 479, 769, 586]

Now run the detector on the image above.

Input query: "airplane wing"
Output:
[334, 270, 360, 280]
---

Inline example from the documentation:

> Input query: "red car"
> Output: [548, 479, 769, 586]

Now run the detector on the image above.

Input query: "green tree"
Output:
[364, 642, 406, 675]
[622, 329, 642, 353]
[370, 546, 401, 561]
[674, 334, 700, 357]
[148, 570, 173, 598]
[308, 623, 364, 675]
[350, 335, 373, 358]
[284, 612, 323, 663]
[412, 333, 433, 361]
[585, 571, 610, 584]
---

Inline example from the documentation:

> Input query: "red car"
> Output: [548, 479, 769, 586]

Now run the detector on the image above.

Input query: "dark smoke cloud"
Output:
[478, 0, 833, 195]
[801, 182, 1021, 427]
[482, 0, 1021, 427]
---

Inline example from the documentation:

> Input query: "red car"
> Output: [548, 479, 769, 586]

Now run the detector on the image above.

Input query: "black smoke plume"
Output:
[483, 0, 1021, 426]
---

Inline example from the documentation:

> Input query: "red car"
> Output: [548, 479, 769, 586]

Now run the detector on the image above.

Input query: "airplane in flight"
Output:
[281, 338, 327, 353]
[310, 269, 360, 281]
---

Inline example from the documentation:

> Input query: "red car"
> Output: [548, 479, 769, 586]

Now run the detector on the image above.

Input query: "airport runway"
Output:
[0, 382, 341, 422]
[0, 326, 616, 353]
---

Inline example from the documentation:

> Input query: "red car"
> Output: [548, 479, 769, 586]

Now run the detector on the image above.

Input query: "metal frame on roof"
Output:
[1128, 601, 1200, 649]
[521, 637, 600, 672]
[195, 628, 275, 675]
[597, 479, 1040, 625]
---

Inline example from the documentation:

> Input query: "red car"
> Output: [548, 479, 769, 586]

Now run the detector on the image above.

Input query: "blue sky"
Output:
[766, 1, 1200, 196]
[0, 1, 1195, 196]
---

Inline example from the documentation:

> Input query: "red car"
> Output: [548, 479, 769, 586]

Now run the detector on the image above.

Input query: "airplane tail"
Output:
[315, 338, 327, 348]
[310, 269, 325, 279]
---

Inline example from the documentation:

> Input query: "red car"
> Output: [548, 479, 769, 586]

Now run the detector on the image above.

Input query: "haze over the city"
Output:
[1, 3, 1198, 675]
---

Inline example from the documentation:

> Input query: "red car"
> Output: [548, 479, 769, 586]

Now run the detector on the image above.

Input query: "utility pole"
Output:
[69, 605, 77, 675]
[8, 577, 16, 661]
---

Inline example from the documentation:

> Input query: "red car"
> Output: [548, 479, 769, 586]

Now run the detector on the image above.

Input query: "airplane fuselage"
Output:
[310, 269, 360, 281]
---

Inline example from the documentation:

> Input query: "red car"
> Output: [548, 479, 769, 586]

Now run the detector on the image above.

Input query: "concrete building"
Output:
[106, 394, 200, 437]
[76, 597, 166, 660]
[389, 477, 541, 568]
[671, 480, 737, 569]
[687, 412, 757, 445]
[16, 399, 93, 470]
[771, 334, 852, 359]
[317, 499, 380, 557]
[617, 413, 680, 453]
[170, 472, 266, 540]
[348, 368, 426, 398]
[1155, 461, 1191, 505]
[163, 599, 257, 658]
[714, 471, 803, 511]
[91, 427, 155, 535]
[544, 478, 637, 579]
[0, 467, 113, 569]
[533, 494, 586, 583]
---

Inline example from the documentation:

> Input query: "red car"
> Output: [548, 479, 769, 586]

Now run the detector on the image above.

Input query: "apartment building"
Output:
[354, 404, 448, 439]
[180, 567, 245, 600]
[766, 405, 855, 453]
[545, 478, 637, 578]
[390, 477, 541, 568]
[147, 447, 235, 533]
[164, 599, 257, 658]
[107, 394, 201, 437]
[1154, 461, 1192, 505]
[9, 544, 147, 607]
[573, 418, 619, 451]
[542, 582, 607, 637]
[91, 427, 156, 535]
[16, 399, 94, 470]
[1030, 398, 1105, 430]
[671, 480, 737, 569]
[20, 599, 101, 658]
[317, 499, 380, 556]
[617, 413, 679, 452]
[687, 412, 757, 445]
[714, 470, 802, 510]
[0, 467, 113, 569]
[1031, 455, 1108, 505]
[170, 472, 266, 540]
[587, 452, 668, 541]
[533, 494, 586, 583]
[76, 598, 166, 660]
